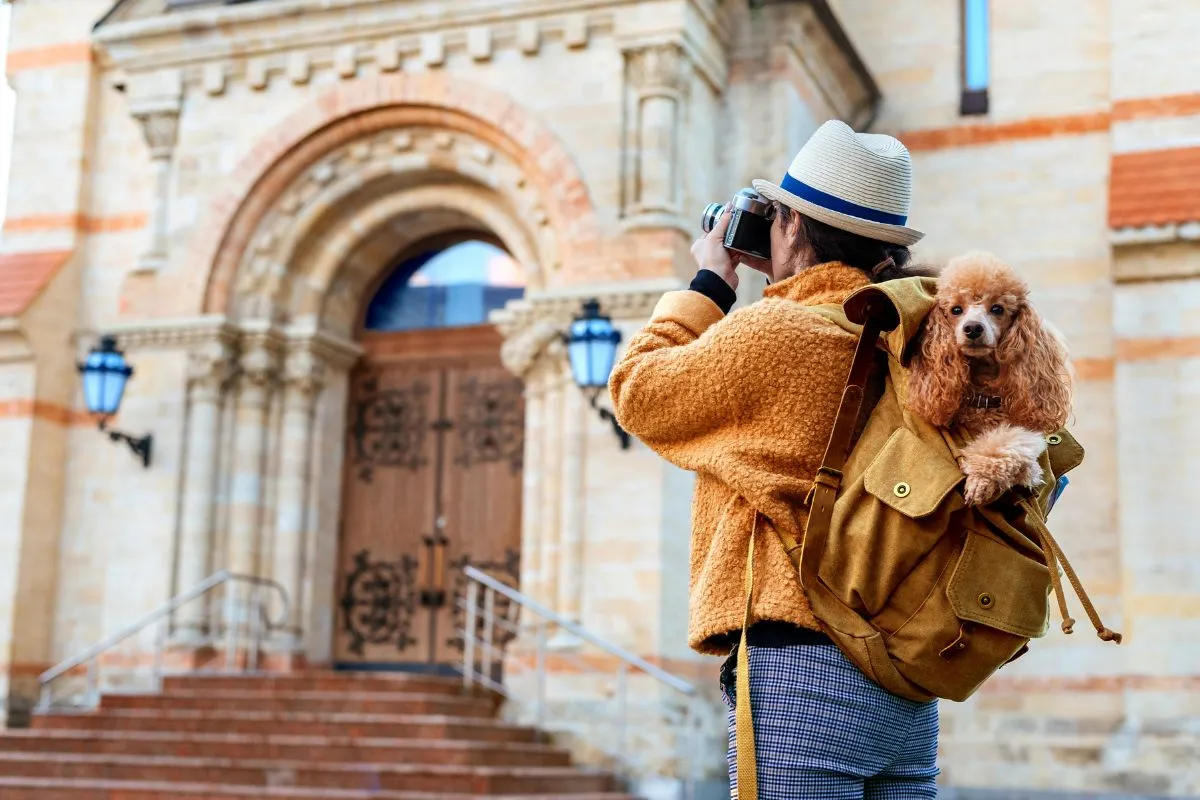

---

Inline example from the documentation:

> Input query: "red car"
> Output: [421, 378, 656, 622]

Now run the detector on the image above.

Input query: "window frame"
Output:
[960, 0, 990, 116]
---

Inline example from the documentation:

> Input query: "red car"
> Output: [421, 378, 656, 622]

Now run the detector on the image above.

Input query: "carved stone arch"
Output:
[229, 124, 552, 328]
[300, 183, 543, 338]
[188, 73, 602, 319]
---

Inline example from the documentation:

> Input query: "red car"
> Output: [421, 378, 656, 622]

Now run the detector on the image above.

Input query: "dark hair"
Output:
[775, 203, 936, 283]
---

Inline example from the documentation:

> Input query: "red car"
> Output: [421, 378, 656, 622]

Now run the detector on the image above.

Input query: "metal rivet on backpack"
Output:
[978, 592, 994, 609]
[1048, 434, 1063, 445]
[955, 642, 967, 651]
[893, 482, 911, 498]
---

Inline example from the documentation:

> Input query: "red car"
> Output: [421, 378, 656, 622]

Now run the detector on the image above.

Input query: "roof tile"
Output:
[0, 251, 73, 317]
[1110, 146, 1200, 228]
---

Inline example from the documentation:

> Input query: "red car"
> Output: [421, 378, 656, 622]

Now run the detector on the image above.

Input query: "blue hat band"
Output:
[779, 173, 908, 227]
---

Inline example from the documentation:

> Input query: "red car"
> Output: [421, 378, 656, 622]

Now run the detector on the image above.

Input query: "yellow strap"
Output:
[735, 516, 758, 800]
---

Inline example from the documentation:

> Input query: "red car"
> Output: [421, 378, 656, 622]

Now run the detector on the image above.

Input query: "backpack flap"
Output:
[947, 532, 1051, 639]
[863, 428, 964, 518]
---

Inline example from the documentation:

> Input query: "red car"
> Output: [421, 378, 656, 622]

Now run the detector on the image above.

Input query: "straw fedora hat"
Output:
[752, 119, 924, 246]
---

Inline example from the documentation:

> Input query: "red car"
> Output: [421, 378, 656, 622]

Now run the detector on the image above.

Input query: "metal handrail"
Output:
[460, 565, 702, 799]
[38, 570, 289, 710]
[463, 566, 696, 695]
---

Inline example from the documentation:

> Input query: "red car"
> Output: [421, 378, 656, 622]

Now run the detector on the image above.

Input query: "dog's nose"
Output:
[963, 323, 984, 340]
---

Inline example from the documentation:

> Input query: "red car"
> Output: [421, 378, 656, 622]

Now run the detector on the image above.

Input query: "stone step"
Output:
[0, 777, 637, 800]
[0, 730, 571, 767]
[161, 673, 475, 696]
[102, 690, 495, 717]
[33, 709, 542, 743]
[0, 753, 614, 794]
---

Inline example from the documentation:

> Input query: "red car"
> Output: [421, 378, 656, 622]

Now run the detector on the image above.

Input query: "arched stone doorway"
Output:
[334, 237, 525, 672]
[172, 82, 599, 667]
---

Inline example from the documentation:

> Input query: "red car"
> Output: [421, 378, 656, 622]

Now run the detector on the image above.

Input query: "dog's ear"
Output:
[906, 304, 969, 427]
[997, 308, 1073, 433]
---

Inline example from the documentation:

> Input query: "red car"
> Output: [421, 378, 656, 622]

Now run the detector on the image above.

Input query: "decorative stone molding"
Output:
[103, 315, 237, 351]
[236, 327, 286, 407]
[94, 3, 615, 95]
[1110, 221, 1200, 247]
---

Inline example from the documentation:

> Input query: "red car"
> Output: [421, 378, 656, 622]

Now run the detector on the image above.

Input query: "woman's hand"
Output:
[690, 205, 739, 291]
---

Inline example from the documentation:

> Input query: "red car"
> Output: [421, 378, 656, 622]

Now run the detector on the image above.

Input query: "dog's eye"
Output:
[950, 306, 963, 316]
[990, 305, 1005, 316]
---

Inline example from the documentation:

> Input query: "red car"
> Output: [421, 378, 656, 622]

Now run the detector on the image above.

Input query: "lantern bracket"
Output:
[584, 387, 632, 451]
[98, 419, 154, 469]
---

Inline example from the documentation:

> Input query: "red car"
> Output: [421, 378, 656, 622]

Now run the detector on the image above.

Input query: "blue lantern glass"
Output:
[78, 335, 133, 422]
[565, 299, 630, 449]
[567, 299, 621, 392]
[77, 335, 153, 468]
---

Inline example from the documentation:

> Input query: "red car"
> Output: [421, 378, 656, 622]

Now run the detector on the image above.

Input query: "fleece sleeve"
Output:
[608, 290, 768, 470]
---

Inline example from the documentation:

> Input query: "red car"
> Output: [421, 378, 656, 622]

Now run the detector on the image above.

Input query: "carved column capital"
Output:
[237, 329, 285, 408]
[499, 318, 568, 381]
[133, 107, 181, 160]
[186, 336, 237, 404]
[281, 345, 328, 412]
[624, 42, 689, 96]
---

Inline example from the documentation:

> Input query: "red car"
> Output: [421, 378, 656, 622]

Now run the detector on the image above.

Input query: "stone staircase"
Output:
[0, 672, 636, 799]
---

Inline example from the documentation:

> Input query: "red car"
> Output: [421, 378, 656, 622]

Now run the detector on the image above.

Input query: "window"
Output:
[960, 0, 989, 116]
[364, 239, 525, 333]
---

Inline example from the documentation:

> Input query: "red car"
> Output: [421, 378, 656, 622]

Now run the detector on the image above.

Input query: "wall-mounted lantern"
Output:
[77, 335, 153, 468]
[565, 299, 631, 450]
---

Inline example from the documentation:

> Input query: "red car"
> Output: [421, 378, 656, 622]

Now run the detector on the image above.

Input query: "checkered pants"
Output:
[721, 641, 940, 799]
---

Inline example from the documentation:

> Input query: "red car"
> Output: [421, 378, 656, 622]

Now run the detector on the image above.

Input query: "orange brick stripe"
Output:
[0, 399, 93, 427]
[1117, 334, 1200, 363]
[986, 674, 1200, 694]
[5, 41, 92, 73]
[900, 111, 1111, 152]
[1073, 357, 1115, 381]
[1113, 91, 1200, 122]
[3, 212, 147, 235]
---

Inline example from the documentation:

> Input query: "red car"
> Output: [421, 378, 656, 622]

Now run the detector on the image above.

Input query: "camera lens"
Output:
[701, 203, 725, 233]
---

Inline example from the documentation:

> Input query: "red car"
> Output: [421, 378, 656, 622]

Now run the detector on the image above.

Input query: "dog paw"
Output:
[963, 473, 1007, 506]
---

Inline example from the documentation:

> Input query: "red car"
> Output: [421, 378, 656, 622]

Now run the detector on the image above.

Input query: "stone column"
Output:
[227, 329, 283, 578]
[624, 43, 688, 218]
[269, 343, 326, 649]
[537, 369, 565, 612]
[173, 334, 236, 640]
[131, 102, 180, 274]
[498, 317, 569, 612]
[557, 376, 587, 623]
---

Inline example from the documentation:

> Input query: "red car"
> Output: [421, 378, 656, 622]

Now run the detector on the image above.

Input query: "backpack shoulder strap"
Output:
[795, 309, 886, 577]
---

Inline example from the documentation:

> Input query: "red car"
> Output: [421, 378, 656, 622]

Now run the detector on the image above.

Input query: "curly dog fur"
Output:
[908, 251, 1074, 505]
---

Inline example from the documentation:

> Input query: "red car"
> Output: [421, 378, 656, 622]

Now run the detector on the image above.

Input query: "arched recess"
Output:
[189, 73, 602, 320]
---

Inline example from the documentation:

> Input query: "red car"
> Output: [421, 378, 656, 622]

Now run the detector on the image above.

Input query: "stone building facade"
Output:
[0, 0, 1198, 796]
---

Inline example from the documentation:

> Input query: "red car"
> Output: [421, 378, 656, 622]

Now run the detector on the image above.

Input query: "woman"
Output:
[609, 120, 940, 799]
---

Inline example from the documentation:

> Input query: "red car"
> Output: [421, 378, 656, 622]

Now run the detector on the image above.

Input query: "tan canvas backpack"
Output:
[732, 277, 1122, 800]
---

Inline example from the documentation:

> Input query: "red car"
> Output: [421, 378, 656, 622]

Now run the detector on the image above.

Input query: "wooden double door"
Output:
[334, 326, 523, 671]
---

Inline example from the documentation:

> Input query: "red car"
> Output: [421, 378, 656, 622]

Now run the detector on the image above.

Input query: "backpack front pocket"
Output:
[878, 529, 1051, 702]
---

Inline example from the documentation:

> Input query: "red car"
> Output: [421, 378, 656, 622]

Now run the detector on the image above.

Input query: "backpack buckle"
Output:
[939, 623, 973, 659]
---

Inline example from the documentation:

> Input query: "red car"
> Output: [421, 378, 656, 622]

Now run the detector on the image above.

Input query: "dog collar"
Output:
[964, 391, 1003, 410]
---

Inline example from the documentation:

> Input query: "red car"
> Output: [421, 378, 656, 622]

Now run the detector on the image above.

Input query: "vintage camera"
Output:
[700, 188, 776, 261]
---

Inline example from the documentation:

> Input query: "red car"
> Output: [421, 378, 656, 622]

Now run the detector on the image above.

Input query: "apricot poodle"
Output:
[907, 251, 1074, 506]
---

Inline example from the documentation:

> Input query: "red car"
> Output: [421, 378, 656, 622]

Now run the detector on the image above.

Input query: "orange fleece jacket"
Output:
[609, 262, 873, 655]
